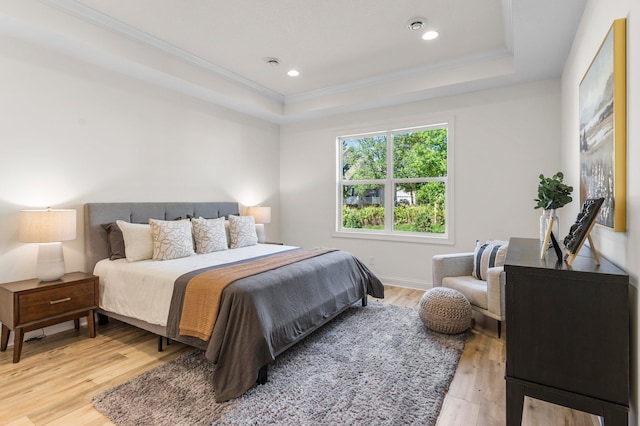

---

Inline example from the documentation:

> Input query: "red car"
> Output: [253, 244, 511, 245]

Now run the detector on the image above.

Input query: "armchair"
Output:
[432, 249, 506, 338]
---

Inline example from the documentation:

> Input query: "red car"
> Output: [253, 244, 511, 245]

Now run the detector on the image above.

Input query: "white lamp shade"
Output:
[246, 206, 271, 224]
[19, 209, 77, 243]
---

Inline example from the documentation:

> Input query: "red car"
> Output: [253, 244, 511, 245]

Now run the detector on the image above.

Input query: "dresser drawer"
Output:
[18, 280, 96, 325]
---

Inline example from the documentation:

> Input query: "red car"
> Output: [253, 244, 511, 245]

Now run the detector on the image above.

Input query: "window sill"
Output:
[333, 230, 453, 245]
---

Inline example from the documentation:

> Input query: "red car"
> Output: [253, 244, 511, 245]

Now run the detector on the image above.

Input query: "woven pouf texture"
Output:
[419, 287, 472, 334]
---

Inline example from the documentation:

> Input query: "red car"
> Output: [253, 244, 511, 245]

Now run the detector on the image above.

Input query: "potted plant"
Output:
[534, 172, 574, 210]
[534, 172, 573, 241]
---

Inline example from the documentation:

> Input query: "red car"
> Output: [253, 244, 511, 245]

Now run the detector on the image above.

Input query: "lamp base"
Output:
[36, 242, 65, 281]
[255, 223, 266, 243]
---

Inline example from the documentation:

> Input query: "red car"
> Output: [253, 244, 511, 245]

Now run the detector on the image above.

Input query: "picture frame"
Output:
[578, 19, 626, 232]
[563, 198, 605, 265]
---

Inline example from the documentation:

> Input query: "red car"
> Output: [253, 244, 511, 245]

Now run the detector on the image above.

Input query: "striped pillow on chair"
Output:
[472, 240, 508, 281]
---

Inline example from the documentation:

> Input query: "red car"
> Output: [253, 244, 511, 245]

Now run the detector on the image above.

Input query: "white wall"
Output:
[280, 79, 562, 289]
[0, 34, 281, 285]
[561, 0, 638, 424]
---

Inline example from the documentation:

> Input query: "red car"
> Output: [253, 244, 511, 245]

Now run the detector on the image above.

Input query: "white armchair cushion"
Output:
[442, 275, 488, 310]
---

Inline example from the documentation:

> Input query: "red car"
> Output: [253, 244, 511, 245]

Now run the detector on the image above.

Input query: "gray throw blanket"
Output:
[166, 249, 384, 402]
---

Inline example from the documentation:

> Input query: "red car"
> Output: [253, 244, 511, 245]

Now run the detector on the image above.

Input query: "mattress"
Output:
[94, 243, 297, 326]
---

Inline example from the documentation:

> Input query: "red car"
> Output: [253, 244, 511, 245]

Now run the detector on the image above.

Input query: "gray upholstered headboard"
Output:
[84, 202, 239, 273]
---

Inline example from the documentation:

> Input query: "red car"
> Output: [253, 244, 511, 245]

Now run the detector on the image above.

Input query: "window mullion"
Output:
[385, 131, 394, 231]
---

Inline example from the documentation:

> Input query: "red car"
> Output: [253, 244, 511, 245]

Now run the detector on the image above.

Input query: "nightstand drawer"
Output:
[18, 281, 96, 324]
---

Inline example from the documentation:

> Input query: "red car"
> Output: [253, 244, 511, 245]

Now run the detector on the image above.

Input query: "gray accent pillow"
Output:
[101, 222, 126, 261]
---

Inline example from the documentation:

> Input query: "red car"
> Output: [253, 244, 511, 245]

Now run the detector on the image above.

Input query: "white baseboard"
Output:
[376, 274, 432, 291]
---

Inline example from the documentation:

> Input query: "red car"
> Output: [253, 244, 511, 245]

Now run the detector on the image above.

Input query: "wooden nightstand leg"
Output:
[13, 328, 24, 363]
[73, 319, 80, 330]
[1, 323, 9, 351]
[88, 310, 96, 338]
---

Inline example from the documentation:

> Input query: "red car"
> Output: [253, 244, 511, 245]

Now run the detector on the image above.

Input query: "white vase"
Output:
[539, 209, 559, 241]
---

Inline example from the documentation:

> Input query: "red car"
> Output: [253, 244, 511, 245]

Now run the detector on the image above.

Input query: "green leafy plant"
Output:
[534, 172, 574, 210]
[343, 208, 363, 228]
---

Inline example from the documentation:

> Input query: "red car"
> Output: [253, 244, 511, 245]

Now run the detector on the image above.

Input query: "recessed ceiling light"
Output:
[287, 69, 300, 77]
[422, 30, 439, 41]
[407, 17, 426, 31]
[265, 57, 280, 67]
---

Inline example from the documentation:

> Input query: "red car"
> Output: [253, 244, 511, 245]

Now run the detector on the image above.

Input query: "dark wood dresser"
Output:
[504, 237, 629, 425]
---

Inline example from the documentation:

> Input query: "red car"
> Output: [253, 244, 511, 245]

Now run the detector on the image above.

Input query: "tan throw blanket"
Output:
[179, 248, 335, 340]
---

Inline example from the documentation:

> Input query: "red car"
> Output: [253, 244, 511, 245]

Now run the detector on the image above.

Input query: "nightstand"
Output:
[0, 272, 98, 363]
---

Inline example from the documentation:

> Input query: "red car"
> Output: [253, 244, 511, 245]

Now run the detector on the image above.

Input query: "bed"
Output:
[84, 202, 384, 402]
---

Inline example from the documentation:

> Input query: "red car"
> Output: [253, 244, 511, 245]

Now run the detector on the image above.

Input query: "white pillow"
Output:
[149, 219, 195, 261]
[116, 220, 153, 262]
[228, 215, 258, 249]
[472, 240, 508, 281]
[192, 217, 228, 254]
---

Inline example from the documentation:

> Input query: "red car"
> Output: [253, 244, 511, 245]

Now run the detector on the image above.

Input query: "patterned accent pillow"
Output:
[116, 220, 154, 262]
[472, 240, 508, 281]
[228, 215, 258, 249]
[192, 217, 228, 254]
[149, 219, 195, 261]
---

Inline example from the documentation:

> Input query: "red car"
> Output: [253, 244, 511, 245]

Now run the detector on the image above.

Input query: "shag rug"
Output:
[92, 303, 469, 425]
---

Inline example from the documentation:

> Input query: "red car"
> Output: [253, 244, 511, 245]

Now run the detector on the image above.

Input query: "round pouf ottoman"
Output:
[419, 287, 472, 334]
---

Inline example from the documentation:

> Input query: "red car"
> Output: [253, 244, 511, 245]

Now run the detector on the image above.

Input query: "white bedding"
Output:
[94, 243, 297, 327]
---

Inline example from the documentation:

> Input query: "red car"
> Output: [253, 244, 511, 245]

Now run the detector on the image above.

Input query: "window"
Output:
[338, 122, 451, 241]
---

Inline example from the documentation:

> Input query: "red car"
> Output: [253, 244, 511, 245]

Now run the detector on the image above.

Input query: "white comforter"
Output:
[94, 243, 297, 326]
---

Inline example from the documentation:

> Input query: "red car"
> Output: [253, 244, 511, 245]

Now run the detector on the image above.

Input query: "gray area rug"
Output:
[92, 303, 469, 425]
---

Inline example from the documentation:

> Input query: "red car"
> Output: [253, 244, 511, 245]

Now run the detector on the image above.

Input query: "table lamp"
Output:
[19, 208, 77, 281]
[246, 206, 271, 243]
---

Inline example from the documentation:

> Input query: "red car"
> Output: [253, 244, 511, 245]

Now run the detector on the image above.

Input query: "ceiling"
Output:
[0, 0, 587, 123]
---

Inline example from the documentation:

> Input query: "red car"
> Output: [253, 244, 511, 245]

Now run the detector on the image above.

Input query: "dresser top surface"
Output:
[505, 237, 627, 278]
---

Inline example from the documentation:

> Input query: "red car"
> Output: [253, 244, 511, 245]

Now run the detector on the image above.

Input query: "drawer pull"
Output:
[50, 297, 71, 305]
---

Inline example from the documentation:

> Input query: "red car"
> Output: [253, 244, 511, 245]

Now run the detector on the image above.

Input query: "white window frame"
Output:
[335, 118, 454, 244]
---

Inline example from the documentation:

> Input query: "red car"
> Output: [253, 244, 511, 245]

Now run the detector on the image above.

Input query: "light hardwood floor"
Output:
[0, 285, 600, 425]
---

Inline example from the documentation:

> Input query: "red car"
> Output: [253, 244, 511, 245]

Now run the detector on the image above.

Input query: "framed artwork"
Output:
[578, 18, 626, 232]
[563, 198, 604, 265]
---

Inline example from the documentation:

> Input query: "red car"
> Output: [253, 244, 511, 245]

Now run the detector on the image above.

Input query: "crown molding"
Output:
[285, 48, 513, 105]
[0, 12, 284, 123]
[41, 0, 516, 110]
[39, 0, 285, 102]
